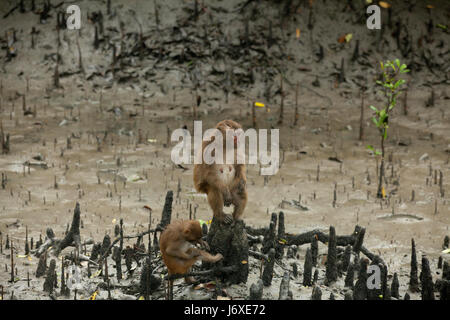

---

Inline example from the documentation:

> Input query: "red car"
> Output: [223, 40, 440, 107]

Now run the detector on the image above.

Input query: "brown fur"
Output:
[193, 120, 248, 223]
[159, 220, 222, 283]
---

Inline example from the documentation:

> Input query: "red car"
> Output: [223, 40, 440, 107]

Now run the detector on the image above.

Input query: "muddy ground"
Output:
[0, 0, 449, 300]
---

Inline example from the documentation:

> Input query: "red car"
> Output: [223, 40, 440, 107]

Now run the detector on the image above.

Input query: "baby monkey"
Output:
[160, 220, 223, 284]
[193, 120, 247, 224]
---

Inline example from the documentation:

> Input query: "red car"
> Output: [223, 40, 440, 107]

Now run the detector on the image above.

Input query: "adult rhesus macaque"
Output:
[160, 220, 223, 284]
[193, 120, 247, 224]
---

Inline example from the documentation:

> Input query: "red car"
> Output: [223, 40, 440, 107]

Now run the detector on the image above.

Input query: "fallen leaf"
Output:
[90, 269, 102, 279]
[194, 283, 205, 290]
[204, 282, 216, 290]
[89, 291, 98, 300]
[296, 28, 301, 39]
[379, 1, 391, 8]
[345, 33, 353, 42]
[255, 102, 265, 108]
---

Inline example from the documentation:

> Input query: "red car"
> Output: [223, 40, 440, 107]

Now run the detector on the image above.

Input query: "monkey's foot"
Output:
[184, 276, 197, 284]
[224, 198, 232, 207]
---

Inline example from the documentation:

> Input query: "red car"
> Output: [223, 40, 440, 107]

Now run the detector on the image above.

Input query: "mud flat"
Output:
[0, 0, 449, 300]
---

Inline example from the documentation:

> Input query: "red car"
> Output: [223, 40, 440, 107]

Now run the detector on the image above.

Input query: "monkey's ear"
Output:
[183, 224, 192, 236]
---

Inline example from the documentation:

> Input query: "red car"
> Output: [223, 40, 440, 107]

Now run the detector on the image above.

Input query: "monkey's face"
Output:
[182, 220, 203, 242]
[216, 120, 243, 149]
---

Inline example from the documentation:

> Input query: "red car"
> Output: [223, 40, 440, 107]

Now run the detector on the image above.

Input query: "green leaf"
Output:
[394, 79, 405, 89]
[375, 150, 382, 155]
[367, 145, 374, 151]
[395, 59, 400, 68]
[372, 117, 379, 127]
[369, 105, 378, 112]
[383, 127, 388, 140]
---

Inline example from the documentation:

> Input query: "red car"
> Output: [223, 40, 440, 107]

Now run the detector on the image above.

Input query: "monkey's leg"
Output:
[232, 189, 247, 221]
[168, 279, 174, 300]
[183, 266, 197, 284]
[207, 188, 233, 224]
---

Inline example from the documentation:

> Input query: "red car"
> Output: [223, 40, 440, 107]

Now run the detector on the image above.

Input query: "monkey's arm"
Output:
[165, 243, 200, 260]
[197, 250, 223, 263]
[196, 238, 210, 250]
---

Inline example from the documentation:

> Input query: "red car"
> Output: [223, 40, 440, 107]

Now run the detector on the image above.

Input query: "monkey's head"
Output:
[182, 220, 203, 242]
[215, 120, 243, 147]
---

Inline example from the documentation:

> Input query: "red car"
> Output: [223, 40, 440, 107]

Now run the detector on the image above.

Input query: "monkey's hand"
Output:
[212, 253, 223, 262]
[197, 239, 210, 251]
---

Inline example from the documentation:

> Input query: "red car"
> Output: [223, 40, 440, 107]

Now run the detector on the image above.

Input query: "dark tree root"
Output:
[97, 191, 173, 267]
[34, 203, 82, 257]
[278, 271, 290, 300]
[205, 218, 249, 284]
[165, 265, 238, 281]
[249, 279, 264, 300]
[248, 224, 384, 265]
[156, 190, 173, 231]
[56, 203, 82, 255]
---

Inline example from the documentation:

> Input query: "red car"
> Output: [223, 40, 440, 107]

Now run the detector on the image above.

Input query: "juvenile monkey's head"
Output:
[182, 220, 203, 242]
[215, 120, 243, 147]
